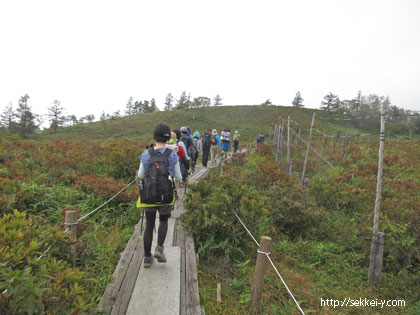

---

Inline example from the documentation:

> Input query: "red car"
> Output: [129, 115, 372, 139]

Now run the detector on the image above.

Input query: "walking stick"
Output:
[140, 208, 145, 234]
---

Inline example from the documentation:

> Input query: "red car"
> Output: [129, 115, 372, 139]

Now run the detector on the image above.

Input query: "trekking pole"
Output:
[140, 208, 145, 234]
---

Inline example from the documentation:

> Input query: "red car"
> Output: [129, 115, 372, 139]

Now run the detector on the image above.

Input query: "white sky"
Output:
[1, 0, 419, 122]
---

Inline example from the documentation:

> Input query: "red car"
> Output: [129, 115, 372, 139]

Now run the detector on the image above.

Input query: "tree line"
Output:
[1, 90, 418, 139]
[0, 92, 224, 139]
[290, 90, 420, 134]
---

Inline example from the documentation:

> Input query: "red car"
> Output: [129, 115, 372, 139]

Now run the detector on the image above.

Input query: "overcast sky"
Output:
[1, 0, 419, 122]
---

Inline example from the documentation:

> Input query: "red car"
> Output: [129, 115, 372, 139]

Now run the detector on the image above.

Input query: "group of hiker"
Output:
[136, 123, 241, 268]
[136, 124, 270, 268]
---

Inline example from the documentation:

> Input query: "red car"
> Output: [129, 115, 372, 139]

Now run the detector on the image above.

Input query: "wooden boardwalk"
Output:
[97, 164, 213, 315]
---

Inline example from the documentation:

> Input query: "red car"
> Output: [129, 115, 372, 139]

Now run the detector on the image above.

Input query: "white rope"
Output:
[264, 253, 306, 314]
[78, 177, 137, 222]
[36, 178, 136, 262]
[231, 208, 305, 314]
[232, 209, 260, 247]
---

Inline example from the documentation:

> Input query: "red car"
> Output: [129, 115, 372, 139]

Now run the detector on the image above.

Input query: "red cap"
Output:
[206, 129, 211, 133]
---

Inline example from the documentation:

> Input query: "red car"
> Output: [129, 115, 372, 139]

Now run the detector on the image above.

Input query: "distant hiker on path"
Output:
[174, 129, 189, 181]
[221, 128, 231, 160]
[137, 123, 184, 268]
[201, 129, 212, 167]
[256, 133, 265, 144]
[210, 129, 221, 164]
[167, 132, 189, 177]
[233, 130, 240, 153]
[192, 131, 202, 172]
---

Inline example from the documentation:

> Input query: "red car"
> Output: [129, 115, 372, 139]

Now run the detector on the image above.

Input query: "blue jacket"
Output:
[212, 134, 221, 148]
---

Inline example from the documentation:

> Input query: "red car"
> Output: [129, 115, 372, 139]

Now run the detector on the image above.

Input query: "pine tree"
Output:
[143, 100, 150, 113]
[164, 93, 174, 111]
[125, 97, 134, 116]
[66, 115, 79, 126]
[47, 100, 65, 133]
[15, 94, 38, 138]
[100, 111, 107, 121]
[292, 91, 304, 107]
[176, 91, 188, 109]
[213, 94, 222, 106]
[150, 98, 158, 112]
[192, 96, 211, 108]
[85, 114, 95, 122]
[320, 93, 340, 113]
[350, 91, 363, 116]
[133, 101, 144, 114]
[0, 102, 14, 128]
[261, 99, 272, 106]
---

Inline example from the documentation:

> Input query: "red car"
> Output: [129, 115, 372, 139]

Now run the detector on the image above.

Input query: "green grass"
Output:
[39, 105, 373, 143]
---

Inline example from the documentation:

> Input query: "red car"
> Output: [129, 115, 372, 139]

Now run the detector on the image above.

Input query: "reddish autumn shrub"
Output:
[74, 174, 137, 202]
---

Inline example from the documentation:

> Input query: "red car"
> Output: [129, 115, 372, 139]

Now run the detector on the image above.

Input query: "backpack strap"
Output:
[149, 147, 156, 156]
[163, 148, 172, 158]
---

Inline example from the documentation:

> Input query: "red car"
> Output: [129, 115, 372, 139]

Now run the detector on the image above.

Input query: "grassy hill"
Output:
[40, 105, 366, 142]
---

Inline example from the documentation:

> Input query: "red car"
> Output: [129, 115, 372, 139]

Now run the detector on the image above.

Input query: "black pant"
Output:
[202, 145, 210, 166]
[143, 209, 170, 257]
[192, 151, 199, 169]
[233, 140, 239, 153]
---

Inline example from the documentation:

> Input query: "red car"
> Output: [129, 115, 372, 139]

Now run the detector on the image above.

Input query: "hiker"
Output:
[210, 129, 221, 164]
[192, 131, 202, 172]
[180, 126, 196, 165]
[220, 128, 231, 159]
[233, 130, 240, 153]
[174, 129, 189, 180]
[260, 134, 265, 143]
[167, 132, 189, 175]
[256, 133, 261, 144]
[137, 123, 184, 268]
[201, 129, 212, 167]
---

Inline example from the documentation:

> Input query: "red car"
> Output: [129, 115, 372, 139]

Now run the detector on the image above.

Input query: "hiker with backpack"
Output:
[192, 131, 202, 172]
[137, 123, 184, 268]
[221, 128, 231, 160]
[210, 129, 221, 164]
[174, 129, 190, 181]
[201, 129, 212, 167]
[167, 132, 189, 175]
[180, 126, 197, 169]
[233, 130, 240, 153]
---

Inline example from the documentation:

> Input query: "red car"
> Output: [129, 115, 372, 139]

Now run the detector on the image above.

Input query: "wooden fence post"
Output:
[65, 211, 78, 238]
[368, 103, 386, 286]
[279, 122, 283, 162]
[287, 117, 291, 175]
[368, 232, 385, 285]
[217, 283, 222, 303]
[250, 236, 272, 312]
[301, 113, 315, 185]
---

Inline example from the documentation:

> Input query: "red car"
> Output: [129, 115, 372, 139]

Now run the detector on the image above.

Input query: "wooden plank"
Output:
[97, 220, 143, 314]
[176, 219, 187, 315]
[185, 232, 201, 315]
[126, 246, 181, 315]
[111, 238, 144, 315]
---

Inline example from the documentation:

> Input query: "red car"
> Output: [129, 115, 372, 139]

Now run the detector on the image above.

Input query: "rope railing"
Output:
[231, 209, 305, 315]
[35, 177, 137, 261]
[314, 129, 371, 139]
[289, 127, 335, 168]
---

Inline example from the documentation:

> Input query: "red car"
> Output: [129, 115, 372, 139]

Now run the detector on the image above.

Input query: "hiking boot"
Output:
[144, 255, 154, 268]
[154, 245, 167, 263]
